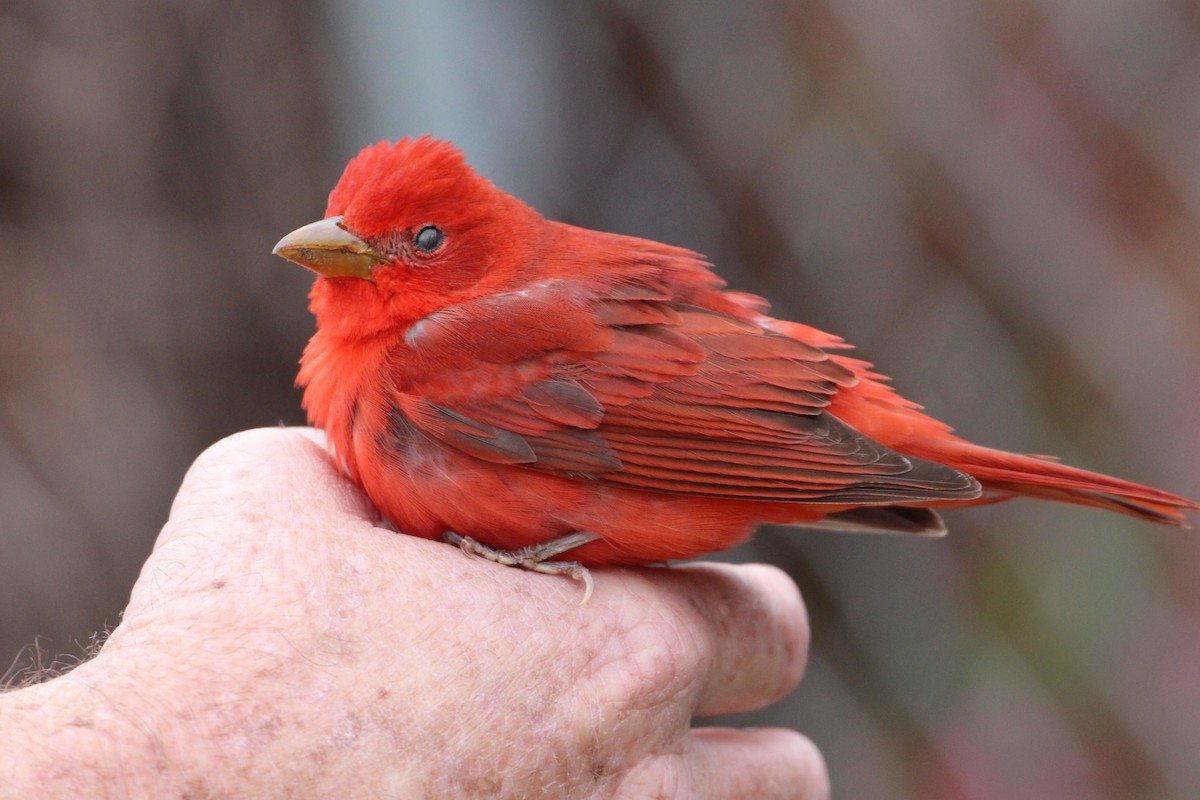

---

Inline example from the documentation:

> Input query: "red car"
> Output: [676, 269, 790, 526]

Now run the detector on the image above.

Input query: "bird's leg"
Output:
[442, 530, 600, 604]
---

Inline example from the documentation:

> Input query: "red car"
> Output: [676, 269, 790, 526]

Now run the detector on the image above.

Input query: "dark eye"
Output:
[413, 225, 445, 254]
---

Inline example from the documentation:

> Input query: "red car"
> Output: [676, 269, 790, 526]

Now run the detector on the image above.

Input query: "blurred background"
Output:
[3, 1, 1200, 797]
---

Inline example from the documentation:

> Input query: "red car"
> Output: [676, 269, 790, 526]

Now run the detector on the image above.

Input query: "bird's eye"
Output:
[413, 225, 445, 254]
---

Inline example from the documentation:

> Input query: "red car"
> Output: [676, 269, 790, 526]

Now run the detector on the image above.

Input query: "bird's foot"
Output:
[442, 530, 600, 604]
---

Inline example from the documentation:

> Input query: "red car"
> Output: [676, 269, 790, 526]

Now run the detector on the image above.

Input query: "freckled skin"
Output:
[281, 137, 1196, 566]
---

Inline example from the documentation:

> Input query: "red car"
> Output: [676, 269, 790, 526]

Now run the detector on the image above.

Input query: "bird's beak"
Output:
[272, 216, 385, 281]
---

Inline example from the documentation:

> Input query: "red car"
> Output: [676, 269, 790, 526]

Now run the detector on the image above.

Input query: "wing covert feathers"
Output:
[398, 278, 982, 507]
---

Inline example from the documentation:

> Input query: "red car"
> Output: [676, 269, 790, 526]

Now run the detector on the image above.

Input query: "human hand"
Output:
[0, 428, 827, 799]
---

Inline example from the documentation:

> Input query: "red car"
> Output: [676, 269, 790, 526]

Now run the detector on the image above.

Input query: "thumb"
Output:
[110, 428, 375, 648]
[160, 427, 376, 551]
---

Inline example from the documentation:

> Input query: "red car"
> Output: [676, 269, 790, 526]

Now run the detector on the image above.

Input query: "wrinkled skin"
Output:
[0, 429, 828, 799]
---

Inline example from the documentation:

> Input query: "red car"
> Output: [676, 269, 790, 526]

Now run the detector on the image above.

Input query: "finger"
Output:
[160, 427, 375, 550]
[286, 425, 328, 449]
[614, 728, 828, 800]
[688, 728, 829, 800]
[651, 562, 809, 717]
[120, 428, 378, 624]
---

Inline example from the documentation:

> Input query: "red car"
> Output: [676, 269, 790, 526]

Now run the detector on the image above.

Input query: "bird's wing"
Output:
[390, 278, 980, 505]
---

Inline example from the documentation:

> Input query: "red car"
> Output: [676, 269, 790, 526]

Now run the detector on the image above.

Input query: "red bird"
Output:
[274, 137, 1195, 592]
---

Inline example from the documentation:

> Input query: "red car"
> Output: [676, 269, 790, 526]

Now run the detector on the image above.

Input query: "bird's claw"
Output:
[442, 530, 597, 604]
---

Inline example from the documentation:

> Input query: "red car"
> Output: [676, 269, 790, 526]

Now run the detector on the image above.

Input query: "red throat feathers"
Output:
[273, 137, 1196, 571]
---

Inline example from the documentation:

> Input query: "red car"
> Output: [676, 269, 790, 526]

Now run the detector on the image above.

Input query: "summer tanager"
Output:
[274, 137, 1195, 589]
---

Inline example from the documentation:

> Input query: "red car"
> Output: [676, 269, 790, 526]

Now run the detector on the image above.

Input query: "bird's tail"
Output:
[904, 439, 1198, 526]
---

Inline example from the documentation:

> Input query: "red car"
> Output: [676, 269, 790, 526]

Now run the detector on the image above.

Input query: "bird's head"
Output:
[274, 137, 542, 333]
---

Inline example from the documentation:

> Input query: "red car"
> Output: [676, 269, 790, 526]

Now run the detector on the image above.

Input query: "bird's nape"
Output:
[273, 136, 1196, 574]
